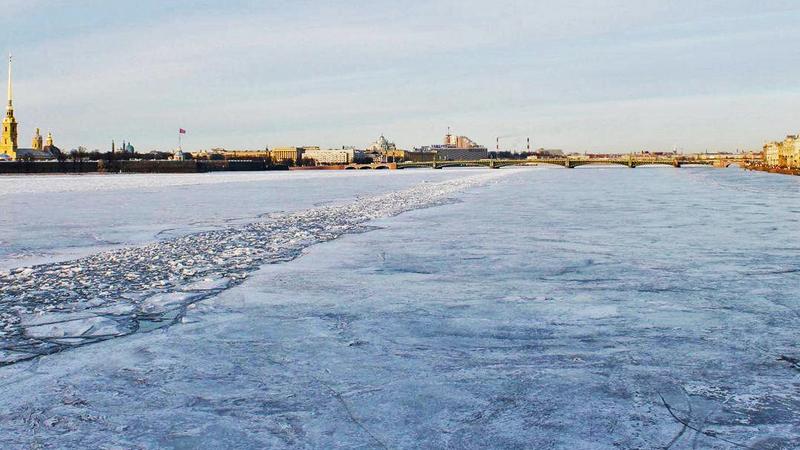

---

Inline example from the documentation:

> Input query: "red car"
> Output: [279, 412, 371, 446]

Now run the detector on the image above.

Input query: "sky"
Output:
[3, 0, 800, 153]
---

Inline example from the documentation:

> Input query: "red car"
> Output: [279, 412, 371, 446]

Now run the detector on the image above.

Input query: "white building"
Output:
[303, 148, 365, 165]
[171, 148, 189, 161]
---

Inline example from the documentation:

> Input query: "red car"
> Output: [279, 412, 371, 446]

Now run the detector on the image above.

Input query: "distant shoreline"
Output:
[0, 160, 290, 175]
[7, 160, 798, 176]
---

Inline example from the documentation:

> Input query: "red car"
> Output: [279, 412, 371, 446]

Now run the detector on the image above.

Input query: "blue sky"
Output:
[3, 1, 800, 152]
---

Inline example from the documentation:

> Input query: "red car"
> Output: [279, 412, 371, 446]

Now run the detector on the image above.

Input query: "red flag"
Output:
[179, 128, 186, 134]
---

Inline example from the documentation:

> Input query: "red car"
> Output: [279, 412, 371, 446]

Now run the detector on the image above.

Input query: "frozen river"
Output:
[1, 167, 799, 448]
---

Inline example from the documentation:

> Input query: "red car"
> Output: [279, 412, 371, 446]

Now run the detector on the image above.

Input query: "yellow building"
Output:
[384, 149, 407, 162]
[0, 55, 18, 159]
[224, 150, 269, 159]
[269, 146, 304, 163]
[780, 135, 800, 169]
[762, 135, 800, 169]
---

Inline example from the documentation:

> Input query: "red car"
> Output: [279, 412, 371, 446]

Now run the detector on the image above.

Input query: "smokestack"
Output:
[496, 137, 499, 151]
[527, 137, 530, 151]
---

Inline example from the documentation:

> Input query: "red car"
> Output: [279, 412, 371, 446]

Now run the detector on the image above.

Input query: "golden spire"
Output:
[0, 52, 17, 158]
[7, 53, 12, 110]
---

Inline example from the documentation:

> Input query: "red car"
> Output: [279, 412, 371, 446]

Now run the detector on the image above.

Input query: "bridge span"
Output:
[397, 157, 755, 170]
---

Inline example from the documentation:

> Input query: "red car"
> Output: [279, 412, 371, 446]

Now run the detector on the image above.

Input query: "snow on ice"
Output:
[2, 168, 800, 448]
[0, 171, 509, 365]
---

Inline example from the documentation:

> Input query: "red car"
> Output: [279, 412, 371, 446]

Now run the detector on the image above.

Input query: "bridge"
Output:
[397, 156, 755, 170]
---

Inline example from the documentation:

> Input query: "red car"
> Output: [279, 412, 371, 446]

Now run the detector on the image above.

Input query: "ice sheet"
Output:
[1, 167, 800, 448]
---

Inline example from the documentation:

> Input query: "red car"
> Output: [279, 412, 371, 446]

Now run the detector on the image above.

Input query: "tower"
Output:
[32, 127, 42, 150]
[0, 54, 18, 159]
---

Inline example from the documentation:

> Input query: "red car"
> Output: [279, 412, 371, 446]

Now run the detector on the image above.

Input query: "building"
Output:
[303, 148, 365, 165]
[763, 141, 779, 167]
[366, 134, 396, 160]
[384, 149, 407, 162]
[0, 55, 58, 160]
[443, 131, 482, 149]
[364, 134, 400, 162]
[16, 130, 58, 160]
[403, 151, 437, 162]
[762, 135, 800, 169]
[779, 135, 800, 169]
[413, 130, 488, 161]
[0, 55, 18, 159]
[191, 148, 268, 160]
[367, 135, 396, 153]
[430, 146, 488, 161]
[269, 146, 304, 164]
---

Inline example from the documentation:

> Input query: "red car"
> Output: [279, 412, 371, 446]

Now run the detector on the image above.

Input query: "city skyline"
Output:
[3, 1, 800, 152]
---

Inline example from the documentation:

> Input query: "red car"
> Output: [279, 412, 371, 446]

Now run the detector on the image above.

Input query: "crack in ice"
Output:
[0, 171, 512, 365]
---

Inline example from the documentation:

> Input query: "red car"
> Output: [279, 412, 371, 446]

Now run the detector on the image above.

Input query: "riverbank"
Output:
[0, 160, 289, 174]
[744, 162, 800, 176]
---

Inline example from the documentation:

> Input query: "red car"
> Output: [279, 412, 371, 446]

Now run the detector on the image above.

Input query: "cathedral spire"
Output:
[0, 52, 17, 158]
[7, 53, 12, 110]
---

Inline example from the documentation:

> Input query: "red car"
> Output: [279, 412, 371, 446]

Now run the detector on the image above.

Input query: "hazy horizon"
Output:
[3, 1, 800, 153]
